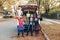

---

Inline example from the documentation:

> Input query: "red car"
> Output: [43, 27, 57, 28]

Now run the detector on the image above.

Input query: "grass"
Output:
[41, 23, 60, 40]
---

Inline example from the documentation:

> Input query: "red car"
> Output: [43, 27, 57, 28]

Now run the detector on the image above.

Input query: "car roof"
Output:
[18, 4, 38, 8]
[20, 4, 38, 6]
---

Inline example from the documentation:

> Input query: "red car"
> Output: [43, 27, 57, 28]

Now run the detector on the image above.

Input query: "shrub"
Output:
[3, 16, 13, 18]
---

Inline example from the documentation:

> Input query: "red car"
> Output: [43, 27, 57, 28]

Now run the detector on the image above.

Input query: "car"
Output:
[18, 4, 38, 16]
[17, 4, 42, 31]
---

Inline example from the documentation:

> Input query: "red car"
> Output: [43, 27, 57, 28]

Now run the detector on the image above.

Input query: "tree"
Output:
[42, 0, 50, 16]
[0, 0, 6, 12]
[42, 0, 60, 19]
[3, 10, 8, 15]
[28, 0, 37, 4]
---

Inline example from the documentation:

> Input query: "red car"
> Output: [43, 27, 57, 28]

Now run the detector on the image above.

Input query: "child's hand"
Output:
[13, 16, 19, 19]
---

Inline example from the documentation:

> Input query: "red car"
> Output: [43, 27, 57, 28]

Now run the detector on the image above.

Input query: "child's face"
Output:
[30, 14, 33, 17]
[35, 18, 38, 21]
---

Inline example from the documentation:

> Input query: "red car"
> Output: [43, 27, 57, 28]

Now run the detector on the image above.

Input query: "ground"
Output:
[41, 18, 60, 40]
[0, 18, 60, 40]
[0, 18, 11, 22]
[0, 19, 45, 40]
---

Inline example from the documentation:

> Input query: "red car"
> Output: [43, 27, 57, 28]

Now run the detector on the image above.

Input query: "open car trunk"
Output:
[18, 5, 38, 16]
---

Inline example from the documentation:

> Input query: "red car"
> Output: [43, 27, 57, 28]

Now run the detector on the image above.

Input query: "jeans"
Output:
[18, 30, 24, 37]
[26, 30, 33, 36]
[26, 25, 33, 36]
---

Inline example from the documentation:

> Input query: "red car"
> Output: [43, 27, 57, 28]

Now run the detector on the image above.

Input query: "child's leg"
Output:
[26, 26, 30, 36]
[29, 25, 33, 36]
[35, 30, 39, 36]
[30, 27, 33, 36]
[18, 30, 20, 37]
[26, 30, 29, 36]
[30, 30, 33, 36]
[22, 30, 24, 37]
[35, 30, 37, 36]
[37, 30, 39, 34]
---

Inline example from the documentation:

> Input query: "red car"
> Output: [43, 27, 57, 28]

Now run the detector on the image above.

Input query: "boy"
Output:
[26, 14, 34, 36]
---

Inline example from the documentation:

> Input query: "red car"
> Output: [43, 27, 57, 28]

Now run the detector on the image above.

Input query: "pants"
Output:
[26, 25, 33, 36]
[35, 30, 39, 36]
[18, 30, 24, 37]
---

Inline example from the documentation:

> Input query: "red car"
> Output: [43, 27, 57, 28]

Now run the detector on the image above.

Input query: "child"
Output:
[17, 17, 25, 37]
[34, 17, 41, 36]
[26, 14, 34, 36]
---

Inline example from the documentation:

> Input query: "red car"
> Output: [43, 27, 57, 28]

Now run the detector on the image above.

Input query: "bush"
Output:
[9, 16, 13, 18]
[3, 16, 13, 18]
[3, 10, 8, 15]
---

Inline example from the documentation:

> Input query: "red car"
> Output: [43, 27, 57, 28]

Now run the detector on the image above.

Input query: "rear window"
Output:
[22, 8, 36, 12]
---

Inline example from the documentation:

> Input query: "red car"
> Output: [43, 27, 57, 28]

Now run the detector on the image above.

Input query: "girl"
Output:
[34, 17, 41, 36]
[17, 17, 25, 37]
